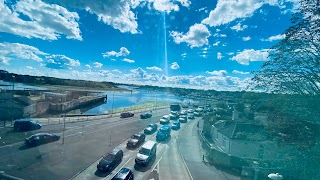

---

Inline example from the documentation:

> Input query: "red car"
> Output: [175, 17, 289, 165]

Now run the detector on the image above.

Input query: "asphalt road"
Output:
[73, 117, 193, 180]
[0, 108, 169, 180]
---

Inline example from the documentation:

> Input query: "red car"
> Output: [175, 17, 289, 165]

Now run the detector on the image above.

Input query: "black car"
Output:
[97, 147, 123, 172]
[111, 167, 134, 180]
[14, 119, 42, 132]
[25, 133, 60, 146]
[127, 133, 145, 148]
[120, 112, 134, 118]
[144, 124, 158, 134]
[140, 112, 152, 119]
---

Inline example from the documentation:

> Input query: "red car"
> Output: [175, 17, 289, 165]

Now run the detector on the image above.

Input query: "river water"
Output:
[0, 82, 193, 115]
[84, 87, 192, 115]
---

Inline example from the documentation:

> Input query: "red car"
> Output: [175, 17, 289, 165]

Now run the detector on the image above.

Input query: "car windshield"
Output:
[103, 154, 115, 161]
[131, 135, 139, 139]
[1, 0, 318, 180]
[139, 148, 150, 156]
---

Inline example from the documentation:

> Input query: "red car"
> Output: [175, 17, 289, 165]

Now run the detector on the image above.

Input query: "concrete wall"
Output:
[49, 96, 104, 113]
[23, 103, 36, 117]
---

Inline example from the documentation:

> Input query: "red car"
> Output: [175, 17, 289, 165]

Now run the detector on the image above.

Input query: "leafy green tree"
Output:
[252, 0, 320, 95]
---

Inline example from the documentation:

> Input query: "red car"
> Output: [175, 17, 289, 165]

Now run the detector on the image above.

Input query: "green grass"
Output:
[0, 128, 62, 146]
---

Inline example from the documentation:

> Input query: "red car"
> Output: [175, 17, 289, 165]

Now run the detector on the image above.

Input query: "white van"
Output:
[135, 140, 157, 166]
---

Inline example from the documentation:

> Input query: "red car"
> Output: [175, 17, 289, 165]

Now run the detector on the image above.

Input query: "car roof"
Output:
[114, 167, 131, 178]
[15, 119, 36, 122]
[161, 125, 170, 129]
[110, 147, 122, 155]
[141, 140, 156, 149]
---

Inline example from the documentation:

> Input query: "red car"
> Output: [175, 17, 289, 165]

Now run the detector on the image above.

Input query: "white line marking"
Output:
[177, 138, 194, 180]
[151, 156, 162, 172]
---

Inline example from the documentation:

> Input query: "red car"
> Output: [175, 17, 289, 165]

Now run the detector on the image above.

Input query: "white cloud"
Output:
[123, 58, 135, 63]
[242, 36, 251, 41]
[202, 0, 284, 27]
[26, 66, 35, 70]
[232, 70, 250, 74]
[43, 0, 140, 34]
[0, 42, 47, 64]
[213, 33, 227, 38]
[170, 62, 180, 70]
[93, 62, 103, 68]
[227, 52, 234, 55]
[129, 67, 147, 79]
[0, 0, 81, 40]
[85, 64, 92, 69]
[181, 53, 187, 58]
[112, 69, 122, 73]
[217, 52, 223, 60]
[102, 47, 130, 58]
[230, 49, 269, 65]
[147, 0, 191, 13]
[261, 34, 286, 42]
[45, 54, 80, 69]
[146, 66, 163, 72]
[213, 41, 220, 46]
[170, 23, 211, 48]
[206, 70, 227, 76]
[230, 22, 248, 31]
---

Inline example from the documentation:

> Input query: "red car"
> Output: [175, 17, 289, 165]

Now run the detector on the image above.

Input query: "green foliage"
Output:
[216, 101, 228, 109]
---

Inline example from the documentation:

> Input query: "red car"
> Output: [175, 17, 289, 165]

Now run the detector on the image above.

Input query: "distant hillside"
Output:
[0, 70, 117, 89]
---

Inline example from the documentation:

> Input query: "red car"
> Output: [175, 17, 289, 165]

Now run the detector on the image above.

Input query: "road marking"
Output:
[107, 157, 132, 179]
[151, 156, 162, 172]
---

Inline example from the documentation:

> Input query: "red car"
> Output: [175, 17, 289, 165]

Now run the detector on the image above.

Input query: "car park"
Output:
[171, 122, 180, 130]
[187, 109, 194, 113]
[169, 113, 179, 120]
[156, 125, 171, 141]
[135, 141, 157, 166]
[14, 119, 42, 132]
[111, 167, 134, 180]
[97, 147, 123, 172]
[25, 133, 60, 146]
[187, 113, 195, 119]
[179, 117, 187, 123]
[180, 110, 187, 115]
[144, 124, 158, 134]
[140, 112, 152, 119]
[127, 133, 145, 148]
[120, 112, 134, 118]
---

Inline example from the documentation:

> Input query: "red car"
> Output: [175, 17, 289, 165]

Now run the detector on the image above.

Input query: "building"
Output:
[42, 92, 67, 103]
[211, 120, 268, 159]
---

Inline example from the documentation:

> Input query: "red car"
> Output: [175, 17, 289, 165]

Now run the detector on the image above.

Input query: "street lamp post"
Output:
[111, 91, 115, 116]
[11, 75, 15, 125]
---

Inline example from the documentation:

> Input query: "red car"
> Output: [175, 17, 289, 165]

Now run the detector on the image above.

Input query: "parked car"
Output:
[14, 119, 42, 132]
[127, 133, 145, 148]
[179, 117, 187, 123]
[97, 147, 123, 172]
[144, 124, 158, 134]
[180, 110, 187, 115]
[140, 112, 152, 119]
[206, 107, 213, 112]
[194, 111, 202, 117]
[160, 118, 169, 125]
[180, 115, 187, 120]
[111, 167, 134, 180]
[156, 125, 171, 141]
[120, 112, 134, 118]
[160, 115, 170, 124]
[171, 122, 180, 130]
[169, 113, 179, 120]
[187, 109, 194, 113]
[206, 104, 212, 107]
[25, 133, 60, 146]
[187, 113, 195, 119]
[135, 141, 157, 166]
[181, 104, 189, 108]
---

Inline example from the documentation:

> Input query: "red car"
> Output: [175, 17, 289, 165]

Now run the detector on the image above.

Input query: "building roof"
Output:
[217, 121, 265, 141]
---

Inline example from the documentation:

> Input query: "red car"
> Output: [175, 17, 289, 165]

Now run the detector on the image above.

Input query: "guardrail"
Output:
[33, 105, 169, 126]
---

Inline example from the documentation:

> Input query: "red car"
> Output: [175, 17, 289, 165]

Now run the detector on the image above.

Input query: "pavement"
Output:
[177, 119, 240, 180]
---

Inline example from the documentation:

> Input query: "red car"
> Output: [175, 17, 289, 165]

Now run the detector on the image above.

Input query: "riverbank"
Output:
[30, 84, 129, 92]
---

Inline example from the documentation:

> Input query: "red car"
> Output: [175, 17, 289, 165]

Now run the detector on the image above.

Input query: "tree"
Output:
[252, 0, 320, 95]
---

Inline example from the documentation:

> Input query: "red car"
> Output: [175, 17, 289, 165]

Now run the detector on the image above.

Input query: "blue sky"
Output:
[0, 0, 299, 90]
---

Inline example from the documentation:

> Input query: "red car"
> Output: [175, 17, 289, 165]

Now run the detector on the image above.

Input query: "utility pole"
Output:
[11, 75, 15, 125]
[111, 91, 115, 116]
[62, 113, 66, 144]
